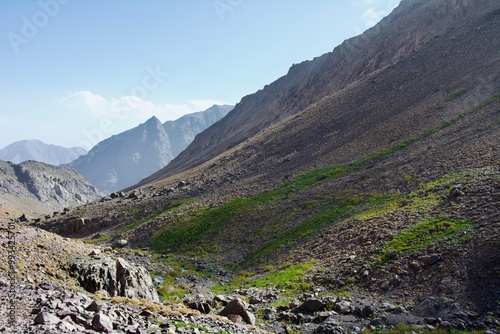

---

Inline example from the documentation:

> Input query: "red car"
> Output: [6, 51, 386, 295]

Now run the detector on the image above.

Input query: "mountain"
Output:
[163, 104, 234, 157]
[24, 0, 500, 332]
[70, 105, 232, 193]
[0, 139, 86, 165]
[69, 116, 173, 194]
[0, 159, 104, 217]
[138, 0, 500, 186]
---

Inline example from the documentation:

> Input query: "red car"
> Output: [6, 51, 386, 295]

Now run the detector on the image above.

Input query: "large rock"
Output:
[299, 299, 326, 312]
[70, 257, 159, 302]
[92, 313, 113, 332]
[219, 298, 256, 325]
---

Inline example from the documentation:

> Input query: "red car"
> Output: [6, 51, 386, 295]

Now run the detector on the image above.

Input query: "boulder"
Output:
[34, 312, 60, 325]
[413, 297, 444, 317]
[314, 317, 344, 334]
[188, 301, 211, 314]
[219, 298, 256, 325]
[70, 257, 159, 302]
[65, 218, 86, 234]
[299, 299, 326, 312]
[114, 239, 128, 248]
[92, 313, 113, 332]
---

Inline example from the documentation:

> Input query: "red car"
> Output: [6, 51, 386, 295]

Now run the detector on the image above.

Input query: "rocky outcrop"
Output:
[0, 159, 104, 214]
[70, 257, 159, 303]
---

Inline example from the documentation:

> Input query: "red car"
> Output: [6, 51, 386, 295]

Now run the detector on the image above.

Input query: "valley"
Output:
[1, 0, 499, 333]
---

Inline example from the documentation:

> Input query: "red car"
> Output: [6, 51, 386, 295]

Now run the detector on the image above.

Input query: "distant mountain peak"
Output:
[71, 105, 233, 193]
[0, 140, 87, 165]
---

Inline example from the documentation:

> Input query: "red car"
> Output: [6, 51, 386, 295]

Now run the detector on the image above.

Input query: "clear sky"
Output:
[0, 0, 399, 150]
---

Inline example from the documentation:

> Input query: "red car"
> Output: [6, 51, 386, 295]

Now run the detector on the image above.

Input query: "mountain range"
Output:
[69, 104, 232, 193]
[0, 139, 86, 165]
[3, 0, 500, 332]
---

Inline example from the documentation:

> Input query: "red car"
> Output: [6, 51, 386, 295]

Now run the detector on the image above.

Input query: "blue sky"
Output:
[0, 0, 399, 150]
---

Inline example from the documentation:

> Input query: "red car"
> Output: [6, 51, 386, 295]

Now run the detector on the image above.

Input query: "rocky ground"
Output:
[0, 222, 266, 333]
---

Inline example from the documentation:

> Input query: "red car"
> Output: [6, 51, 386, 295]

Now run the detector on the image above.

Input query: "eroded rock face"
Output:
[70, 257, 159, 302]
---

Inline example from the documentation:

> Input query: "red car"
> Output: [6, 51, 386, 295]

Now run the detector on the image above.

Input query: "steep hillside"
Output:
[0, 160, 103, 217]
[0, 139, 86, 165]
[139, 0, 500, 185]
[71, 105, 231, 194]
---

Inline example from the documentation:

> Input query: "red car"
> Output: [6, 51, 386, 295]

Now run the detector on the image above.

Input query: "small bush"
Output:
[447, 88, 468, 101]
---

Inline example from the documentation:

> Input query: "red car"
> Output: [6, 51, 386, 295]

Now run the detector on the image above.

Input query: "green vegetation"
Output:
[121, 198, 193, 233]
[248, 261, 315, 293]
[82, 234, 112, 244]
[447, 87, 468, 101]
[155, 255, 204, 303]
[376, 216, 474, 263]
[212, 261, 316, 297]
[151, 93, 498, 266]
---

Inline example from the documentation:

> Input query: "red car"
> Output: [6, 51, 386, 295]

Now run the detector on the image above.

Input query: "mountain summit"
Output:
[70, 105, 232, 193]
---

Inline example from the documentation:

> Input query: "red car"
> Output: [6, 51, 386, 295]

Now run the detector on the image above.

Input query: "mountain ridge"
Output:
[137, 0, 500, 186]
[0, 159, 104, 217]
[70, 104, 233, 193]
[0, 139, 86, 165]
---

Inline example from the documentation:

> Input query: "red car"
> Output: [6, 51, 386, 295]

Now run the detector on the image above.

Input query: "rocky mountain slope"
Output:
[0, 160, 104, 217]
[71, 105, 232, 194]
[138, 0, 500, 185]
[5, 0, 500, 333]
[163, 104, 234, 157]
[0, 139, 86, 165]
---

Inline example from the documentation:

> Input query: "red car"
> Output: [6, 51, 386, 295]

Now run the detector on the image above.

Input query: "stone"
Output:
[370, 318, 384, 327]
[70, 257, 159, 302]
[413, 297, 444, 317]
[176, 181, 187, 189]
[114, 239, 128, 248]
[334, 300, 352, 315]
[316, 311, 339, 322]
[66, 217, 86, 234]
[19, 213, 29, 222]
[188, 301, 211, 314]
[389, 275, 402, 287]
[314, 317, 344, 334]
[448, 185, 465, 199]
[420, 254, 441, 265]
[360, 305, 375, 318]
[116, 257, 160, 302]
[219, 298, 256, 325]
[386, 249, 397, 259]
[34, 312, 60, 325]
[92, 313, 113, 332]
[392, 306, 406, 314]
[90, 249, 101, 257]
[227, 314, 245, 325]
[299, 299, 326, 312]
[86, 301, 102, 312]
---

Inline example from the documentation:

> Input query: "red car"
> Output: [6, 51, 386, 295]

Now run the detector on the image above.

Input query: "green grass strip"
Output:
[378, 216, 474, 263]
